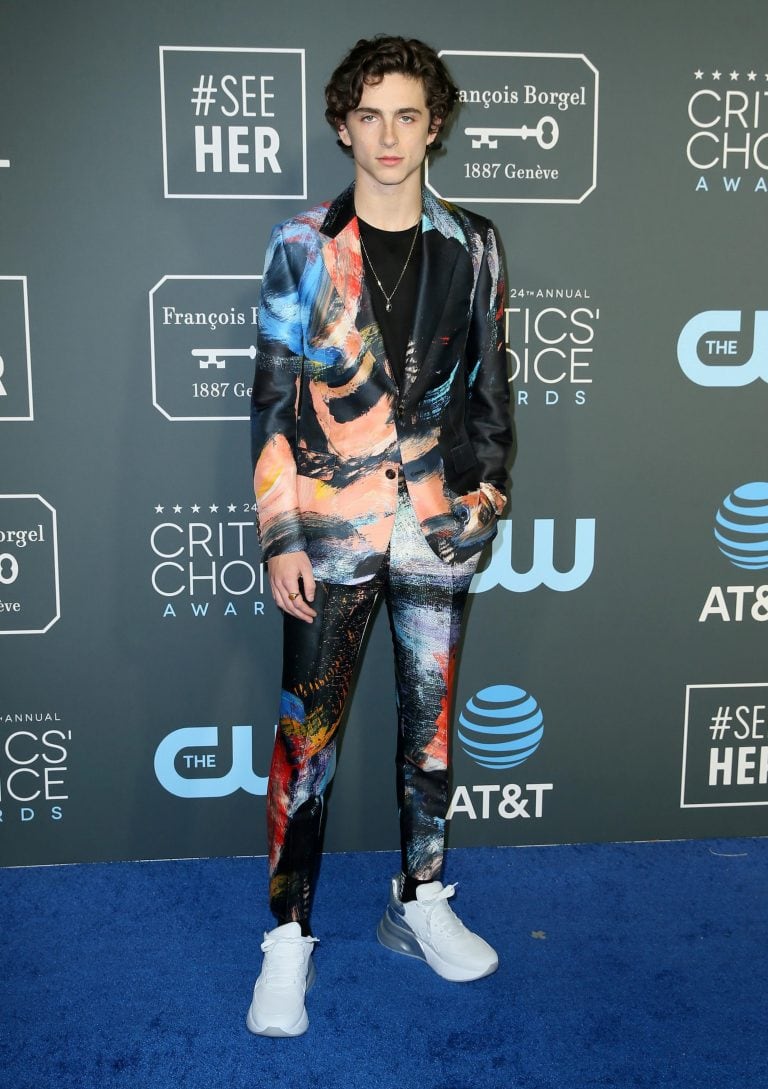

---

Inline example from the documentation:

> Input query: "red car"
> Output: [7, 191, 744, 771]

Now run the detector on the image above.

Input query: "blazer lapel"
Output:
[318, 185, 398, 394]
[399, 192, 469, 408]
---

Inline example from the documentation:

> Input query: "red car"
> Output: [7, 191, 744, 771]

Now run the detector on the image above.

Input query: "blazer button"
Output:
[385, 468, 397, 480]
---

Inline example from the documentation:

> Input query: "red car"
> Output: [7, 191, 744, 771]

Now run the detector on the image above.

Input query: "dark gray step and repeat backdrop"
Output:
[1, 0, 766, 867]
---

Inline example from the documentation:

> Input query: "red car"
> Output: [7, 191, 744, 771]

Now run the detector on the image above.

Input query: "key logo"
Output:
[426, 51, 598, 204]
[0, 495, 60, 635]
[149, 276, 261, 420]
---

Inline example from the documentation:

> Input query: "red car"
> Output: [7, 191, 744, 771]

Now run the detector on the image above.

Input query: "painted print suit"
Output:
[251, 184, 513, 923]
[251, 183, 513, 583]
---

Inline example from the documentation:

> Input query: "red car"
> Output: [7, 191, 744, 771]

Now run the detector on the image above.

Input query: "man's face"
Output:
[337, 72, 437, 191]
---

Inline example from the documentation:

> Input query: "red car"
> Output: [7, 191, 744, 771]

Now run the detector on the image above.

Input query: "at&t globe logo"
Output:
[458, 685, 543, 769]
[714, 482, 768, 570]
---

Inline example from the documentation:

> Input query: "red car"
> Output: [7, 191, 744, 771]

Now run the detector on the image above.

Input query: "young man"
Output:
[247, 35, 513, 1037]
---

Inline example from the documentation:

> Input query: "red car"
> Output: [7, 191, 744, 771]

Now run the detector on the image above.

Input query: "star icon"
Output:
[173, 505, 182, 514]
[209, 504, 219, 513]
[712, 70, 721, 80]
[154, 504, 164, 514]
[191, 504, 201, 513]
[694, 69, 703, 80]
[748, 70, 757, 81]
[227, 504, 237, 513]
[729, 70, 739, 81]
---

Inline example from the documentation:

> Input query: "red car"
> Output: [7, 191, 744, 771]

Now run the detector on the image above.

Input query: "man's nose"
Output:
[380, 119, 397, 146]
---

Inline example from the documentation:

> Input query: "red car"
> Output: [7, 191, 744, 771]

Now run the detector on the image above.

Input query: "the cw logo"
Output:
[471, 517, 596, 593]
[154, 724, 273, 798]
[677, 310, 768, 386]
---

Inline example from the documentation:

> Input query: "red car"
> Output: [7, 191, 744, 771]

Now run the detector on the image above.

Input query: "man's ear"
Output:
[426, 118, 441, 145]
[337, 123, 352, 147]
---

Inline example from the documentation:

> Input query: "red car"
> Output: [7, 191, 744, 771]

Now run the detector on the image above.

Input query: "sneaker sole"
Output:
[245, 959, 316, 1037]
[377, 909, 498, 983]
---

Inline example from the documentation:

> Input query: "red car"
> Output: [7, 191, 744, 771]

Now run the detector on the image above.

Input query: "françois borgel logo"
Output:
[0, 276, 33, 421]
[159, 46, 306, 199]
[677, 310, 768, 387]
[447, 684, 552, 822]
[0, 712, 70, 824]
[426, 51, 598, 204]
[686, 67, 768, 194]
[681, 683, 768, 808]
[149, 501, 266, 620]
[0, 495, 60, 636]
[149, 276, 260, 420]
[699, 482, 768, 623]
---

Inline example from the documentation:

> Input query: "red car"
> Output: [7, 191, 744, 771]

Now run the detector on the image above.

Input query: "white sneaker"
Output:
[246, 922, 318, 1037]
[377, 878, 498, 982]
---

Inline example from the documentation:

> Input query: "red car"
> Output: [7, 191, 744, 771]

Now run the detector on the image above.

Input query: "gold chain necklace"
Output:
[359, 221, 421, 312]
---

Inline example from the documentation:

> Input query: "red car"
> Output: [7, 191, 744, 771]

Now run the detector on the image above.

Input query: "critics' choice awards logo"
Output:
[149, 276, 260, 420]
[471, 516, 595, 594]
[506, 291, 599, 407]
[699, 482, 768, 623]
[0, 496, 60, 635]
[149, 501, 266, 620]
[426, 51, 598, 204]
[677, 310, 768, 387]
[159, 46, 306, 199]
[0, 712, 70, 825]
[681, 684, 768, 807]
[154, 723, 273, 798]
[686, 67, 768, 194]
[447, 685, 552, 822]
[0, 276, 33, 421]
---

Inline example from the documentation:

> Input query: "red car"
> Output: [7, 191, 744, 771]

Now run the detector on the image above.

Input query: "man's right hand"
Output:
[267, 551, 317, 623]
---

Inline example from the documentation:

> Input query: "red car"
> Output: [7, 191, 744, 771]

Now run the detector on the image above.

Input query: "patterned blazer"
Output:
[251, 183, 513, 583]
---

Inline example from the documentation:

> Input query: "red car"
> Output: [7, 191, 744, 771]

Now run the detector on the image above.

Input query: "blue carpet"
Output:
[1, 839, 766, 1089]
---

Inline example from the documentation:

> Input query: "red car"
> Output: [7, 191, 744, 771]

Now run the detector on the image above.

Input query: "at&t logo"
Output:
[677, 310, 768, 386]
[699, 482, 768, 622]
[154, 724, 273, 797]
[471, 517, 595, 593]
[447, 684, 552, 822]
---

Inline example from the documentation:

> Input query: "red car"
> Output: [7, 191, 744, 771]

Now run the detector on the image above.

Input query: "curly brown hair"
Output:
[324, 36, 459, 149]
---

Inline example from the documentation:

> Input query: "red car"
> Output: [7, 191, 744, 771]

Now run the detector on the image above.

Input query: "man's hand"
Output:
[267, 551, 317, 623]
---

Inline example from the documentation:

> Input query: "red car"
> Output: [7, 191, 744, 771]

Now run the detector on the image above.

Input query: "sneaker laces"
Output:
[421, 883, 468, 939]
[260, 933, 318, 988]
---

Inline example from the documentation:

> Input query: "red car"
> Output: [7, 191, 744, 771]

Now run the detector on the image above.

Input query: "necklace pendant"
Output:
[386, 301, 392, 312]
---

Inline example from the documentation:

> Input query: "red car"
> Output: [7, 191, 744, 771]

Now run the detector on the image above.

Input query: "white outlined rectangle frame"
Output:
[426, 50, 599, 205]
[0, 494, 60, 634]
[149, 274, 262, 421]
[159, 46, 307, 200]
[0, 276, 33, 421]
[681, 682, 768, 808]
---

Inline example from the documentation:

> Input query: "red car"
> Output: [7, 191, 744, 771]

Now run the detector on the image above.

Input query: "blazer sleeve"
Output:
[250, 225, 308, 560]
[464, 222, 514, 507]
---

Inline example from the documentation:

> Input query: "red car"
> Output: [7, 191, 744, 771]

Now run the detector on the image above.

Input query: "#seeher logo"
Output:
[458, 685, 543, 770]
[714, 482, 768, 571]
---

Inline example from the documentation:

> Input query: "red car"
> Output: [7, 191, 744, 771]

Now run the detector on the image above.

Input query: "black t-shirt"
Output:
[358, 217, 422, 390]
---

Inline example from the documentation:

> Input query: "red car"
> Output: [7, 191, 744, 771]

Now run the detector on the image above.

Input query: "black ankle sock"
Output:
[278, 917, 313, 938]
[399, 874, 430, 903]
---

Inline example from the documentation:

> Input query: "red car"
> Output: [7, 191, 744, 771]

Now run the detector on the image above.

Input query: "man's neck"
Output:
[352, 172, 422, 231]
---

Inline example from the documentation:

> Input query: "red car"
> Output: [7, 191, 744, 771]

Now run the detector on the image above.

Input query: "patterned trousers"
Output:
[267, 485, 480, 925]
